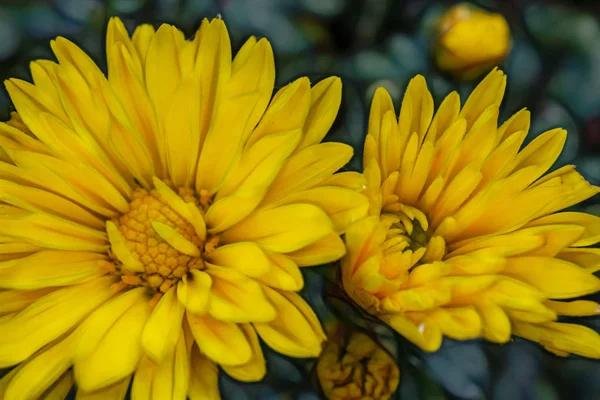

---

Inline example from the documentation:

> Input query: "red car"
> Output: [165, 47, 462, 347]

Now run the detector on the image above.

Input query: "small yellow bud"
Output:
[435, 3, 511, 79]
[316, 322, 400, 400]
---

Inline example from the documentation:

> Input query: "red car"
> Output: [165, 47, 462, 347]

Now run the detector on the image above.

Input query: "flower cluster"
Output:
[0, 16, 598, 400]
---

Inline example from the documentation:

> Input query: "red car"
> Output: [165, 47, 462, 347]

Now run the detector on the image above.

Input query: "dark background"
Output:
[0, 0, 599, 398]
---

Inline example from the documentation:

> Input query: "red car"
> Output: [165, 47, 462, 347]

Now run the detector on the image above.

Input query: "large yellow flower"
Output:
[0, 17, 369, 399]
[342, 68, 600, 357]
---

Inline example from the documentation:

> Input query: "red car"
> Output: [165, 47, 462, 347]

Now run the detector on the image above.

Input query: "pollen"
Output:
[111, 188, 206, 293]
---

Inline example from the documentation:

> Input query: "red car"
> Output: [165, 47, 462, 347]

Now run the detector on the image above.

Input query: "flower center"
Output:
[105, 184, 212, 295]
[381, 202, 446, 275]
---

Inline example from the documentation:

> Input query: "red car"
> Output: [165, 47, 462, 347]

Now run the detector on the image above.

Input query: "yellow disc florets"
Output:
[107, 183, 211, 294]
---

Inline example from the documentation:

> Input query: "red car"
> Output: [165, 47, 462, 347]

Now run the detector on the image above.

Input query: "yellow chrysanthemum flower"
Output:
[0, 17, 369, 399]
[435, 3, 511, 79]
[317, 322, 399, 400]
[342, 68, 600, 357]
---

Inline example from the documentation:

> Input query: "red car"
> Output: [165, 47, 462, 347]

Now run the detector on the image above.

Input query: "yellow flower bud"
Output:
[316, 323, 400, 400]
[435, 3, 511, 79]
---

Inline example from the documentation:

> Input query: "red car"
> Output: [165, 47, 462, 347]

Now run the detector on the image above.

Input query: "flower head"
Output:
[0, 17, 368, 399]
[435, 3, 511, 79]
[343, 68, 600, 357]
[317, 322, 399, 400]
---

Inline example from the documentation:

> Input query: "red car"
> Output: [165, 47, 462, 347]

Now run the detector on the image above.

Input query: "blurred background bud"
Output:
[316, 322, 399, 400]
[435, 3, 511, 79]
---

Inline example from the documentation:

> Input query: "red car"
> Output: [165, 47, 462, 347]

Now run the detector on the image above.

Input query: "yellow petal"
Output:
[246, 77, 311, 146]
[513, 321, 600, 358]
[557, 247, 600, 273]
[261, 142, 353, 205]
[7, 149, 128, 217]
[74, 288, 147, 362]
[504, 256, 600, 299]
[177, 269, 212, 314]
[254, 287, 324, 357]
[206, 265, 276, 322]
[142, 287, 184, 363]
[132, 24, 155, 65]
[511, 128, 566, 183]
[427, 307, 482, 340]
[285, 233, 346, 267]
[526, 212, 600, 247]
[164, 79, 202, 187]
[206, 128, 302, 232]
[40, 370, 73, 400]
[276, 186, 369, 234]
[152, 177, 206, 241]
[0, 178, 104, 230]
[297, 76, 342, 150]
[144, 24, 184, 169]
[192, 19, 231, 158]
[380, 313, 442, 352]
[107, 220, 144, 272]
[187, 312, 252, 366]
[0, 207, 107, 252]
[207, 242, 271, 277]
[367, 87, 394, 143]
[131, 356, 155, 400]
[196, 38, 274, 194]
[458, 68, 506, 130]
[188, 346, 221, 400]
[544, 300, 600, 317]
[221, 324, 266, 382]
[151, 333, 189, 400]
[424, 91, 460, 143]
[318, 171, 366, 191]
[0, 276, 117, 368]
[221, 204, 334, 253]
[5, 333, 75, 400]
[76, 376, 131, 400]
[151, 221, 200, 257]
[477, 302, 511, 343]
[0, 287, 56, 314]
[398, 74, 434, 144]
[0, 250, 106, 289]
[107, 36, 161, 175]
[74, 291, 150, 392]
[255, 251, 304, 291]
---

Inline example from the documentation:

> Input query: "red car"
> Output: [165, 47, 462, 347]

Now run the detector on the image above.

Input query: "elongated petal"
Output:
[77, 376, 131, 400]
[151, 333, 189, 400]
[221, 204, 334, 253]
[188, 346, 221, 400]
[504, 257, 600, 299]
[282, 186, 369, 233]
[298, 76, 342, 150]
[221, 324, 266, 382]
[141, 287, 184, 363]
[254, 287, 324, 357]
[0, 276, 117, 368]
[74, 293, 151, 391]
[286, 233, 346, 267]
[206, 129, 301, 232]
[177, 270, 212, 314]
[5, 333, 75, 400]
[0, 287, 56, 314]
[187, 312, 252, 366]
[196, 38, 274, 194]
[255, 251, 304, 291]
[206, 242, 271, 277]
[262, 142, 353, 205]
[380, 313, 442, 352]
[0, 250, 106, 289]
[513, 321, 600, 358]
[206, 265, 276, 322]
